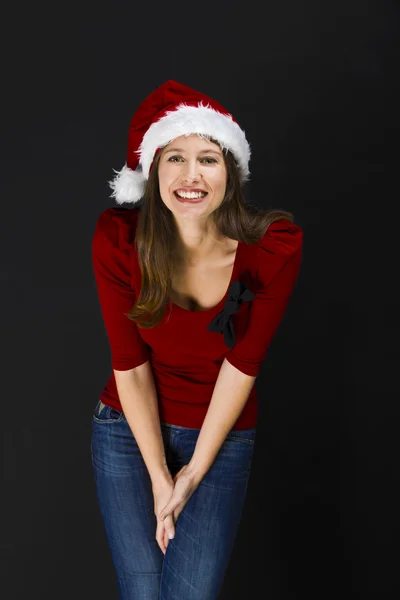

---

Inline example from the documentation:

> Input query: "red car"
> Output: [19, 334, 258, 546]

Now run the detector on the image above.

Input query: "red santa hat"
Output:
[109, 79, 251, 204]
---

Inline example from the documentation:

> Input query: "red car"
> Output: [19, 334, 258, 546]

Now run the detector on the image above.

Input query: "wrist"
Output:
[150, 464, 172, 488]
[186, 458, 208, 485]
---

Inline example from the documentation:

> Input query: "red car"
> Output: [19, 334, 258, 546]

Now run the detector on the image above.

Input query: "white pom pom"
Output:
[108, 163, 146, 205]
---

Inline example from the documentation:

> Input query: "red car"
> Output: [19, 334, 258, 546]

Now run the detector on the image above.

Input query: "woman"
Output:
[91, 79, 303, 599]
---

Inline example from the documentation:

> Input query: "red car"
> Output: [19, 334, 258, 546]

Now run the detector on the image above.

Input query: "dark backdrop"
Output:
[2, 1, 398, 598]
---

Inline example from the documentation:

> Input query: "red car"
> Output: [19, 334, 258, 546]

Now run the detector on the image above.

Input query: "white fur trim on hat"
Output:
[138, 102, 251, 182]
[108, 163, 145, 205]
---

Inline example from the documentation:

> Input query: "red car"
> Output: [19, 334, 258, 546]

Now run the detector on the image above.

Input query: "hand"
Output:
[158, 464, 201, 537]
[152, 476, 176, 555]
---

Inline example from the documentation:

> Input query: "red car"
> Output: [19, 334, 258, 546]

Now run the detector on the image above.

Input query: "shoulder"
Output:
[255, 218, 303, 286]
[92, 206, 141, 253]
[258, 218, 303, 258]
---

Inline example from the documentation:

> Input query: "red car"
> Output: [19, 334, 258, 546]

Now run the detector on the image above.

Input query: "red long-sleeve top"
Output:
[91, 206, 303, 430]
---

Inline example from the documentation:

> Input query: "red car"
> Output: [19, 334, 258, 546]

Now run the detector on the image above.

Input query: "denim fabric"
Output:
[91, 399, 256, 600]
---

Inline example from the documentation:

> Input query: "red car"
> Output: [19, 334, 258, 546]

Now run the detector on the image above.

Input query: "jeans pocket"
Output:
[226, 428, 256, 445]
[92, 399, 124, 424]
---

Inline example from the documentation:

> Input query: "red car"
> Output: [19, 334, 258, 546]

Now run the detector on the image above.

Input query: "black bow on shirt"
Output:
[207, 280, 255, 349]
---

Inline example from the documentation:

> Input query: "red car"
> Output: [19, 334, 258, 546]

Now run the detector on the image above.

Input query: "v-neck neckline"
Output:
[169, 239, 243, 316]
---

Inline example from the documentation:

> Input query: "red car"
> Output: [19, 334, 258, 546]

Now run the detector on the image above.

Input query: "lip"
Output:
[174, 188, 207, 193]
[173, 190, 208, 204]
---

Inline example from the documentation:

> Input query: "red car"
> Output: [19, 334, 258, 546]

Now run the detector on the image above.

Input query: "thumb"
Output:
[163, 513, 175, 539]
[159, 502, 171, 522]
[159, 493, 180, 521]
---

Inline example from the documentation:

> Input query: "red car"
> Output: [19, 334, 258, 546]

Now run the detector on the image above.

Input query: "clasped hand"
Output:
[153, 464, 200, 554]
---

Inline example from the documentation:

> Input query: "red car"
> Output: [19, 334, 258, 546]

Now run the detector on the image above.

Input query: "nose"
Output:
[181, 159, 201, 183]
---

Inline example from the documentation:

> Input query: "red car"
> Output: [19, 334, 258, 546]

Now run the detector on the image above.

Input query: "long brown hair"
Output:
[127, 136, 295, 328]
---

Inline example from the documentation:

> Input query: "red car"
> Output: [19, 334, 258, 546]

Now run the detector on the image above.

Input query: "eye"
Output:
[167, 156, 218, 164]
[167, 156, 184, 162]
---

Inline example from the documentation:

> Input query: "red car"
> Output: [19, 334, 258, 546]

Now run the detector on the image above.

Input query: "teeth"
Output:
[175, 191, 207, 199]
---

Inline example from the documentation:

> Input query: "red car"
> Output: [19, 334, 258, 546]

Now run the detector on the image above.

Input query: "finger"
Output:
[160, 493, 187, 521]
[163, 513, 175, 540]
[159, 496, 181, 521]
[156, 518, 166, 555]
[156, 534, 165, 554]
[156, 528, 166, 554]
[164, 528, 169, 550]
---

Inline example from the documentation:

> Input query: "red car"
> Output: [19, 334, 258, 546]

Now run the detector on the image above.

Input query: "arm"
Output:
[114, 362, 171, 486]
[115, 361, 178, 553]
[187, 359, 256, 483]
[92, 208, 170, 487]
[188, 223, 303, 482]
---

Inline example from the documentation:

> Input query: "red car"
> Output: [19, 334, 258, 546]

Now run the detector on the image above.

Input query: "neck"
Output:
[174, 220, 224, 265]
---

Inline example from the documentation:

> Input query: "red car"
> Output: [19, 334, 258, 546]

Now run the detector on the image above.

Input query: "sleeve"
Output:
[91, 208, 150, 371]
[224, 219, 303, 377]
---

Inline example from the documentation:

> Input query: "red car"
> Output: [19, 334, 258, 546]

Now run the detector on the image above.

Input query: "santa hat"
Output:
[109, 79, 251, 205]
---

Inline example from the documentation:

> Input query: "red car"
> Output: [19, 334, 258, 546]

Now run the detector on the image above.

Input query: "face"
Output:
[157, 135, 227, 218]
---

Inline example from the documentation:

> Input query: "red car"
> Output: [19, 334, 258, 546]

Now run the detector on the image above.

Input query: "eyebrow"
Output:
[163, 147, 222, 156]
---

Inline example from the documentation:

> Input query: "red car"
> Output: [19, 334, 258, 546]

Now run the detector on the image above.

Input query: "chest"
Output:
[170, 244, 238, 312]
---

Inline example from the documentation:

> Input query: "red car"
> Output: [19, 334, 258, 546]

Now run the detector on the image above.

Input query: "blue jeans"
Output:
[91, 399, 256, 600]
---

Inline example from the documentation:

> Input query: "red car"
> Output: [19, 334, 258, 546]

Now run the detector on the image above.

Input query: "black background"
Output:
[1, 1, 399, 598]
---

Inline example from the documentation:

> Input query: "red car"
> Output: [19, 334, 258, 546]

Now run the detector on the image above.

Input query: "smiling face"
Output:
[157, 134, 228, 217]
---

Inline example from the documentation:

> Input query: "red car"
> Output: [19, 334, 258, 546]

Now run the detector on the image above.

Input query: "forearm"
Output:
[114, 360, 170, 487]
[188, 358, 256, 483]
